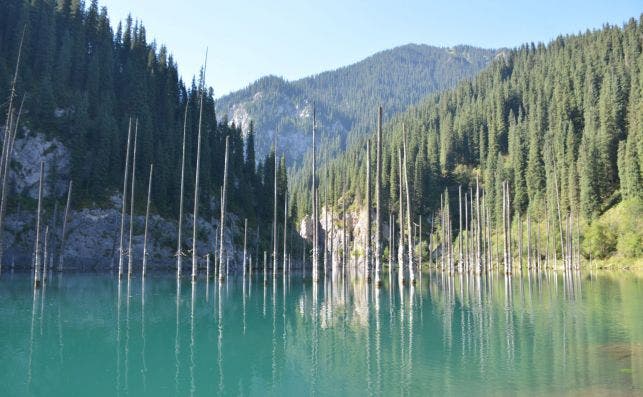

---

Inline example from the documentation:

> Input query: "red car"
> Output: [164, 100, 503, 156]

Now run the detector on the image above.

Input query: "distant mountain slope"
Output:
[216, 44, 499, 164]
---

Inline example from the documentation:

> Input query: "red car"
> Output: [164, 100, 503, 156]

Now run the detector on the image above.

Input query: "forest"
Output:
[0, 0, 293, 259]
[291, 16, 643, 264]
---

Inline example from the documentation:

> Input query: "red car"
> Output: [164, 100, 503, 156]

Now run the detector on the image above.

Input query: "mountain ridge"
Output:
[216, 43, 500, 165]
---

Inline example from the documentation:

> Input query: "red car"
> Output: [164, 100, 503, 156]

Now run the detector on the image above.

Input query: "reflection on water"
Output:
[0, 270, 641, 396]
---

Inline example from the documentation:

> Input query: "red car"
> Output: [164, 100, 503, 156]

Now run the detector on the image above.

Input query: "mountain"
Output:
[302, 16, 643, 263]
[216, 44, 500, 165]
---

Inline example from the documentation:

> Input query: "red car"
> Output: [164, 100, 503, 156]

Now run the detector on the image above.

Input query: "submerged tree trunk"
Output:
[272, 131, 278, 280]
[283, 194, 288, 279]
[365, 139, 371, 281]
[192, 50, 208, 283]
[33, 161, 44, 289]
[142, 164, 153, 278]
[397, 148, 405, 284]
[177, 99, 189, 279]
[458, 185, 463, 272]
[219, 136, 230, 282]
[118, 119, 132, 279]
[342, 170, 347, 277]
[402, 126, 414, 283]
[375, 106, 383, 286]
[127, 120, 139, 278]
[0, 97, 24, 275]
[58, 180, 72, 272]
[312, 106, 319, 282]
[243, 219, 248, 279]
[527, 212, 532, 269]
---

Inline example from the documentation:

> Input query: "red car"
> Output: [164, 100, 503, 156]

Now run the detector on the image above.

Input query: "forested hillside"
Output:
[216, 44, 499, 164]
[300, 17, 643, 262]
[0, 0, 290, 238]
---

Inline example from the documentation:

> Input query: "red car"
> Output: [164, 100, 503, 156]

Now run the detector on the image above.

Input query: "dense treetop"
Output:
[296, 16, 643, 237]
[0, 0, 293, 255]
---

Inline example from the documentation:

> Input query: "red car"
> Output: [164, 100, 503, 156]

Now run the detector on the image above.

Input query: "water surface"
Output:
[1, 270, 641, 396]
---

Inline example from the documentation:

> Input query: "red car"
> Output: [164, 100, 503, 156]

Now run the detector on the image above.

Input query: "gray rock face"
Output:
[10, 130, 71, 198]
[0, 133, 242, 272]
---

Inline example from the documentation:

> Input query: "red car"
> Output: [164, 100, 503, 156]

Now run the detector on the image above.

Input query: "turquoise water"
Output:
[1, 270, 641, 396]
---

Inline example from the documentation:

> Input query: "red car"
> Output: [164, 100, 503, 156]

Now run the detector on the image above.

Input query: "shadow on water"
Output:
[0, 269, 641, 396]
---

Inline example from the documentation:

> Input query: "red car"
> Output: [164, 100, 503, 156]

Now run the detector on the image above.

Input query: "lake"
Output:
[1, 270, 641, 396]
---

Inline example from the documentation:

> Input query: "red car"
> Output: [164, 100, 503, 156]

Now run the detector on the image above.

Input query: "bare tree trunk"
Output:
[419, 215, 422, 278]
[330, 192, 334, 274]
[142, 164, 153, 278]
[312, 107, 319, 282]
[34, 161, 44, 289]
[546, 200, 551, 269]
[243, 219, 248, 279]
[219, 136, 230, 282]
[507, 182, 512, 274]
[397, 148, 405, 284]
[177, 99, 189, 279]
[458, 185, 463, 272]
[551, 154, 565, 270]
[365, 139, 371, 281]
[402, 128, 414, 283]
[43, 226, 49, 284]
[128, 120, 139, 278]
[118, 119, 132, 279]
[429, 213, 434, 268]
[192, 50, 208, 283]
[375, 106, 383, 286]
[576, 214, 581, 270]
[263, 251, 267, 285]
[0, 97, 24, 275]
[440, 195, 444, 272]
[324, 188, 328, 276]
[486, 204, 492, 272]
[518, 212, 523, 271]
[536, 215, 541, 271]
[389, 212, 393, 281]
[475, 176, 481, 273]
[469, 187, 474, 271]
[527, 212, 532, 269]
[272, 131, 278, 281]
[503, 181, 508, 274]
[58, 180, 72, 272]
[283, 193, 288, 280]
[464, 192, 469, 272]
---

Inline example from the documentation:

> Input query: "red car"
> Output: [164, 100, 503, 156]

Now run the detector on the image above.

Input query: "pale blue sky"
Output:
[102, 0, 642, 97]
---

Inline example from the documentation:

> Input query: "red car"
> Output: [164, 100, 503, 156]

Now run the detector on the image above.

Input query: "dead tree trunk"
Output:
[192, 50, 208, 283]
[475, 176, 481, 273]
[283, 192, 288, 279]
[375, 106, 383, 286]
[518, 212, 523, 271]
[177, 99, 189, 279]
[397, 148, 405, 284]
[118, 119, 132, 279]
[402, 127, 414, 283]
[365, 139, 371, 281]
[127, 120, 139, 278]
[272, 131, 278, 280]
[219, 136, 230, 282]
[142, 164, 153, 278]
[0, 97, 24, 274]
[33, 161, 44, 289]
[243, 219, 248, 279]
[58, 180, 72, 272]
[458, 185, 463, 272]
[312, 106, 319, 282]
[527, 212, 532, 269]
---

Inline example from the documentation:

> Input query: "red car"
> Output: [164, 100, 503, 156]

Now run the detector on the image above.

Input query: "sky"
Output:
[103, 0, 642, 98]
